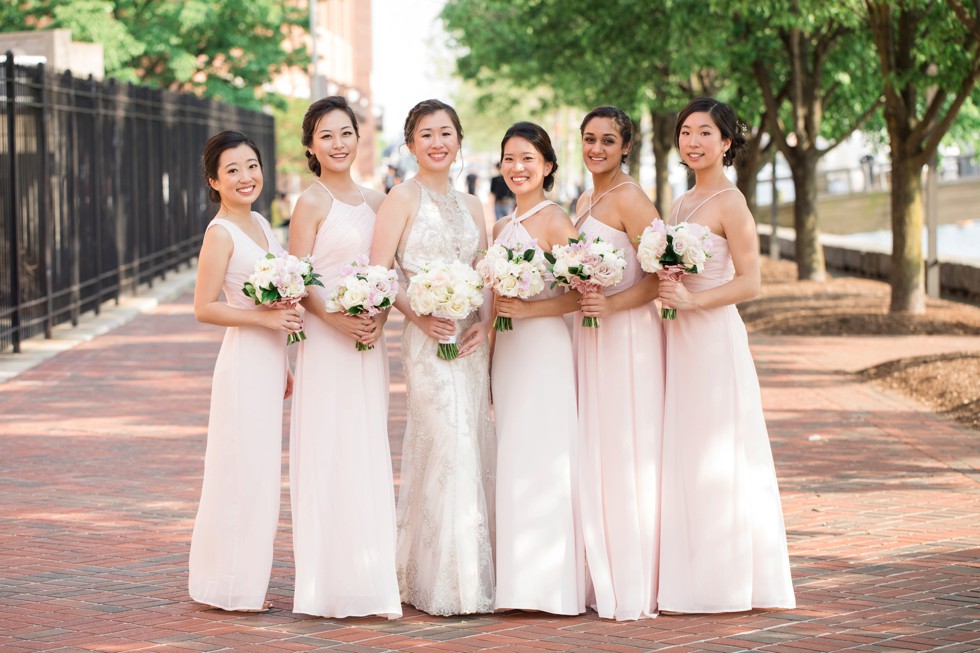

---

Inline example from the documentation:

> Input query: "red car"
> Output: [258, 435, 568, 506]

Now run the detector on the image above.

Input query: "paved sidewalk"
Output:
[0, 291, 978, 652]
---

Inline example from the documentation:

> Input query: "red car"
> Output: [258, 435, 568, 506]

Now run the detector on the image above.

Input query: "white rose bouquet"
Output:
[475, 242, 547, 332]
[242, 252, 323, 344]
[406, 259, 485, 360]
[545, 235, 627, 328]
[323, 256, 399, 351]
[636, 219, 712, 319]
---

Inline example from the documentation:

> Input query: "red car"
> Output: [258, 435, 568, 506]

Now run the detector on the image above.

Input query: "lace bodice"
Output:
[396, 182, 480, 276]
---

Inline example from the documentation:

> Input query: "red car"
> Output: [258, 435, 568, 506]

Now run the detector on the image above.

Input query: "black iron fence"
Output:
[1, 54, 276, 353]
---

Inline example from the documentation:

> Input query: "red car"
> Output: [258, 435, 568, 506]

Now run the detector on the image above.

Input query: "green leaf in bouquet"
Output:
[264, 252, 276, 260]
[544, 251, 557, 264]
[522, 248, 536, 262]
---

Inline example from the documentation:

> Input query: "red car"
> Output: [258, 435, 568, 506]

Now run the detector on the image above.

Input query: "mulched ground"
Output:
[742, 257, 980, 430]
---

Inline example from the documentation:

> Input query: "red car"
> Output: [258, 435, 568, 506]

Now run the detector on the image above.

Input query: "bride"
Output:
[370, 99, 496, 615]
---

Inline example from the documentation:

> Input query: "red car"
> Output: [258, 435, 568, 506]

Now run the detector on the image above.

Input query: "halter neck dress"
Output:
[491, 201, 585, 615]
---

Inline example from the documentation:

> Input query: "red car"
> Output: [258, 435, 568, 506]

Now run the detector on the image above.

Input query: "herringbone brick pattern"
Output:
[1, 295, 977, 652]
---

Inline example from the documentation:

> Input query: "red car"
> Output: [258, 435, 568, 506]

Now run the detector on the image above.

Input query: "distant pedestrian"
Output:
[466, 169, 478, 195]
[188, 130, 301, 613]
[490, 162, 516, 220]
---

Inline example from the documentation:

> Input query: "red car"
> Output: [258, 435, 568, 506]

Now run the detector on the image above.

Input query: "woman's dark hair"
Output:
[500, 121, 559, 192]
[673, 97, 746, 167]
[302, 96, 360, 176]
[579, 105, 633, 165]
[404, 99, 464, 146]
[202, 130, 262, 203]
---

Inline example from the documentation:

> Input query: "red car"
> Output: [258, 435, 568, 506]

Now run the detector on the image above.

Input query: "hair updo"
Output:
[301, 96, 360, 176]
[403, 99, 464, 146]
[673, 97, 746, 167]
[500, 122, 559, 192]
[201, 130, 263, 203]
[579, 105, 634, 165]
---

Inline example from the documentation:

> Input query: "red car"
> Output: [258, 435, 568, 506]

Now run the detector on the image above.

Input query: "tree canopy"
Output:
[2, 0, 307, 109]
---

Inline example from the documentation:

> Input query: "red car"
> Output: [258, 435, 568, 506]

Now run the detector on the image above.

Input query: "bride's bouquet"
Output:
[475, 242, 547, 332]
[407, 260, 484, 360]
[243, 252, 323, 344]
[323, 256, 399, 351]
[545, 235, 627, 328]
[636, 219, 712, 319]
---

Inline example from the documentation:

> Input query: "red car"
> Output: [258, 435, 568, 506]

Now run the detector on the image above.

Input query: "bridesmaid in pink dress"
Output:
[287, 97, 401, 618]
[657, 98, 795, 613]
[490, 122, 584, 615]
[189, 131, 302, 612]
[574, 107, 665, 621]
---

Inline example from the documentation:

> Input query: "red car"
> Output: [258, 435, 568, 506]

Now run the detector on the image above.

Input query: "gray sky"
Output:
[372, 0, 453, 143]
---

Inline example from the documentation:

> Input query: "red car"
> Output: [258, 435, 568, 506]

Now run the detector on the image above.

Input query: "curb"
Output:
[0, 267, 198, 384]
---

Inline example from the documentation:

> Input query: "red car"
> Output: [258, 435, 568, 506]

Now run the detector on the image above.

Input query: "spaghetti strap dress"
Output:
[289, 183, 401, 618]
[574, 183, 665, 620]
[658, 189, 796, 613]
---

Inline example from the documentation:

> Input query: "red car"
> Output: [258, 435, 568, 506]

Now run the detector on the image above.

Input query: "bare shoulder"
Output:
[716, 187, 752, 221]
[460, 190, 484, 216]
[360, 186, 386, 212]
[292, 183, 332, 221]
[612, 182, 655, 209]
[542, 203, 572, 226]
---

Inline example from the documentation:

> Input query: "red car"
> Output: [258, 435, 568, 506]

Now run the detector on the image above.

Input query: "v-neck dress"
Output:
[188, 213, 289, 610]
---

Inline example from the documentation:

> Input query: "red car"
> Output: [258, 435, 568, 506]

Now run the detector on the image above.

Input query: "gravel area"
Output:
[742, 257, 980, 431]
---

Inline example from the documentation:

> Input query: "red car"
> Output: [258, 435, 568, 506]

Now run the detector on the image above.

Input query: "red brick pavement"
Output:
[1, 294, 978, 652]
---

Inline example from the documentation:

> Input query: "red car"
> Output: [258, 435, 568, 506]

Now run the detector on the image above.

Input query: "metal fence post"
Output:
[5, 51, 22, 352]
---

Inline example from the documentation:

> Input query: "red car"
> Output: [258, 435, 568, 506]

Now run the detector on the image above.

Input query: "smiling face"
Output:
[308, 109, 359, 176]
[407, 110, 460, 173]
[677, 111, 731, 170]
[209, 143, 263, 208]
[501, 136, 552, 198]
[581, 116, 630, 175]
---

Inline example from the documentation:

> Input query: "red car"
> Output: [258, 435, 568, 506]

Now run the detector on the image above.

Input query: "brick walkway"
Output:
[1, 292, 978, 652]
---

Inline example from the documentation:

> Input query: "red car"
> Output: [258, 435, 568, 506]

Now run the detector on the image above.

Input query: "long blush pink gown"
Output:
[289, 185, 401, 618]
[189, 214, 288, 610]
[575, 191, 665, 621]
[658, 203, 795, 613]
[491, 202, 585, 615]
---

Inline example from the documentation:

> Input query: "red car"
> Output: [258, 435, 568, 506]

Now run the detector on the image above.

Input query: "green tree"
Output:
[723, 1, 882, 281]
[441, 0, 719, 214]
[2, 0, 307, 109]
[864, 0, 980, 313]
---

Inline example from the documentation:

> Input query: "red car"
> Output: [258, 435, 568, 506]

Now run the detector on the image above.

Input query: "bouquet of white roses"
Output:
[243, 252, 323, 344]
[323, 256, 399, 351]
[406, 259, 485, 360]
[545, 235, 627, 328]
[636, 219, 712, 319]
[475, 242, 547, 332]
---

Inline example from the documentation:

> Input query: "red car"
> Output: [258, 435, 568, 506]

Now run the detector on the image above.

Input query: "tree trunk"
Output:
[627, 118, 642, 181]
[888, 152, 926, 313]
[789, 152, 826, 281]
[651, 109, 675, 216]
[735, 134, 763, 216]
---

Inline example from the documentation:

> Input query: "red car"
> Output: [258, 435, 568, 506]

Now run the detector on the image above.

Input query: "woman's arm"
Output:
[659, 193, 760, 311]
[193, 225, 302, 333]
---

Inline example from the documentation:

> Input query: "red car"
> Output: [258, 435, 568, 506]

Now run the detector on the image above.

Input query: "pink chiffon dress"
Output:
[289, 183, 401, 618]
[491, 201, 585, 615]
[188, 213, 288, 610]
[658, 189, 795, 613]
[574, 184, 665, 620]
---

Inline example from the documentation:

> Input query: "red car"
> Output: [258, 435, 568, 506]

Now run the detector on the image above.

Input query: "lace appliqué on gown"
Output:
[394, 182, 496, 616]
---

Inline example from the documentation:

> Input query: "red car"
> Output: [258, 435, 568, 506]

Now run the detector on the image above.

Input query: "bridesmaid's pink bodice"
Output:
[207, 214, 284, 310]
